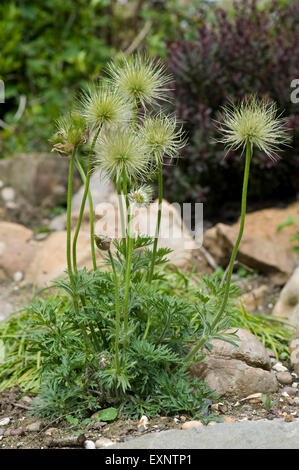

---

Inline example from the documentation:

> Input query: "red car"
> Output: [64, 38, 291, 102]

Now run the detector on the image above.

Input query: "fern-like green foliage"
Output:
[0, 238, 293, 420]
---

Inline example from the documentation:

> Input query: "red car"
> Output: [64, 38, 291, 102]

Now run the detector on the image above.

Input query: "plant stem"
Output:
[182, 141, 252, 368]
[108, 249, 120, 372]
[148, 158, 163, 283]
[116, 177, 126, 241]
[72, 126, 101, 273]
[66, 146, 77, 288]
[123, 204, 134, 338]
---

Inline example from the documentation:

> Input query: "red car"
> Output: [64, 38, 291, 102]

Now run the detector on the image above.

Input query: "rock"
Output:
[181, 421, 203, 430]
[0, 417, 10, 426]
[272, 267, 299, 333]
[13, 271, 23, 282]
[25, 230, 104, 288]
[203, 223, 293, 285]
[223, 417, 235, 423]
[190, 329, 278, 397]
[276, 372, 293, 385]
[137, 415, 149, 432]
[0, 222, 37, 279]
[1, 187, 15, 202]
[26, 421, 42, 432]
[0, 429, 4, 436]
[281, 386, 297, 397]
[95, 437, 113, 449]
[289, 339, 299, 377]
[232, 201, 299, 262]
[0, 153, 79, 208]
[272, 362, 288, 373]
[72, 170, 116, 212]
[197, 328, 271, 370]
[10, 428, 24, 436]
[0, 298, 14, 322]
[84, 440, 96, 449]
[240, 285, 268, 312]
[95, 199, 198, 270]
[49, 214, 66, 232]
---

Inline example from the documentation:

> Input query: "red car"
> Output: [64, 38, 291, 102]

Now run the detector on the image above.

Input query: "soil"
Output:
[0, 380, 298, 449]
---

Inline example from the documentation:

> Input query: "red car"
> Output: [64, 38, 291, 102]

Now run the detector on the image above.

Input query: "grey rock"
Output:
[26, 421, 42, 432]
[110, 419, 299, 449]
[95, 437, 114, 448]
[190, 328, 277, 397]
[84, 440, 96, 449]
[276, 371, 293, 385]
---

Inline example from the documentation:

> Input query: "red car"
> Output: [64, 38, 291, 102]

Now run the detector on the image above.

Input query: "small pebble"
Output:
[13, 271, 23, 282]
[292, 382, 298, 388]
[281, 386, 297, 397]
[284, 414, 294, 423]
[0, 418, 10, 426]
[267, 414, 275, 420]
[276, 371, 293, 385]
[26, 421, 42, 432]
[1, 187, 15, 202]
[10, 428, 24, 436]
[95, 437, 113, 449]
[223, 417, 235, 423]
[137, 415, 149, 432]
[35, 232, 49, 241]
[272, 362, 288, 373]
[84, 440, 96, 449]
[181, 420, 203, 430]
[0, 429, 4, 436]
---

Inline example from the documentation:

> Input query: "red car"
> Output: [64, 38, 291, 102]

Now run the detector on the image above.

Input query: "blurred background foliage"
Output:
[0, 0, 298, 215]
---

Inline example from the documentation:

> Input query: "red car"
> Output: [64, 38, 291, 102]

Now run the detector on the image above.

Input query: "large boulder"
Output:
[203, 223, 293, 285]
[95, 198, 196, 269]
[190, 328, 278, 397]
[0, 221, 37, 279]
[25, 230, 104, 288]
[272, 267, 299, 333]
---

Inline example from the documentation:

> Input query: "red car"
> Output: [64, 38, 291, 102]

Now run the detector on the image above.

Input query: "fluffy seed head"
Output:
[217, 96, 290, 159]
[95, 128, 150, 181]
[108, 54, 172, 107]
[128, 185, 153, 207]
[79, 82, 131, 128]
[50, 112, 86, 154]
[139, 113, 186, 163]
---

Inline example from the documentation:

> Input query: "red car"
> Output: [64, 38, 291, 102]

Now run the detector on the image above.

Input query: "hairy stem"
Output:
[148, 159, 163, 283]
[108, 249, 120, 372]
[66, 146, 77, 288]
[182, 141, 252, 368]
[123, 204, 134, 339]
[72, 126, 101, 273]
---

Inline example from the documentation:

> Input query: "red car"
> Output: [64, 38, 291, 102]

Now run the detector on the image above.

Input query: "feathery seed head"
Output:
[108, 54, 172, 107]
[140, 113, 186, 163]
[79, 83, 131, 129]
[128, 185, 153, 207]
[50, 112, 86, 155]
[217, 96, 290, 159]
[95, 128, 150, 181]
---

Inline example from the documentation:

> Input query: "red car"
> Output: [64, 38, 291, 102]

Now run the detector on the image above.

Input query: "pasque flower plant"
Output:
[182, 95, 290, 368]
[46, 57, 290, 420]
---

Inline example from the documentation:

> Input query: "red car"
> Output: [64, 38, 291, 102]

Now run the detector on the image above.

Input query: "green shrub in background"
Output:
[0, 0, 215, 158]
[0, 0, 116, 157]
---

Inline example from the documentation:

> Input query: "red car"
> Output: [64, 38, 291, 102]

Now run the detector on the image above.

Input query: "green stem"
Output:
[72, 126, 101, 273]
[108, 249, 120, 372]
[182, 141, 252, 368]
[123, 205, 134, 338]
[66, 146, 77, 288]
[116, 177, 126, 241]
[148, 159, 163, 283]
